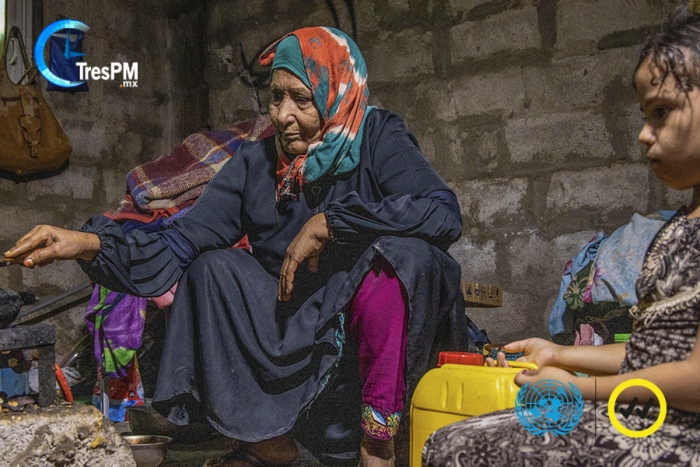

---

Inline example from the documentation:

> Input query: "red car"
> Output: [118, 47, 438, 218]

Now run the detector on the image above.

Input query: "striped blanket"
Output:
[105, 114, 275, 221]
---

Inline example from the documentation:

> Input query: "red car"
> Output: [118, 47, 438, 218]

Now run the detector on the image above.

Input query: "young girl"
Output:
[423, 13, 700, 467]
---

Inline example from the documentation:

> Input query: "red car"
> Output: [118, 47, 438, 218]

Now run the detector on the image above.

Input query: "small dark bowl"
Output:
[123, 434, 172, 467]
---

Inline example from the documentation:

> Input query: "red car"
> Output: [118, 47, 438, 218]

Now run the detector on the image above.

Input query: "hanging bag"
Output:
[0, 26, 71, 177]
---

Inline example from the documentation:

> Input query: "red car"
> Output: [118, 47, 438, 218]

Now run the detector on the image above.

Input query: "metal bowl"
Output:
[122, 435, 172, 467]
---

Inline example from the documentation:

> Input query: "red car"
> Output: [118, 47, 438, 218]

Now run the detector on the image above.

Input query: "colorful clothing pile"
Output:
[549, 212, 674, 340]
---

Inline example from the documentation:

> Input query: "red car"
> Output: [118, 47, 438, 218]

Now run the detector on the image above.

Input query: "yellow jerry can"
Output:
[410, 353, 537, 467]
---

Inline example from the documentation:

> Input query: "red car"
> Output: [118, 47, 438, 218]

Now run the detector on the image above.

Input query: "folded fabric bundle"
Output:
[548, 211, 675, 337]
[105, 114, 275, 221]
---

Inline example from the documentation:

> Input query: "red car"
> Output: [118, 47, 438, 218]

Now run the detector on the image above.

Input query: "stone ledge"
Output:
[0, 404, 136, 467]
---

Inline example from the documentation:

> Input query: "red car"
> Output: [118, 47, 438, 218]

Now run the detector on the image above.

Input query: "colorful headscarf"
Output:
[259, 27, 374, 209]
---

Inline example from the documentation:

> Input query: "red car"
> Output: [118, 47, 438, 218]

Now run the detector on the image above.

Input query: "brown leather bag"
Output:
[0, 26, 71, 177]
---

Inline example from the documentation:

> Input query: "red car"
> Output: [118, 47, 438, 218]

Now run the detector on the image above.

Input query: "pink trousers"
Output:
[346, 256, 407, 440]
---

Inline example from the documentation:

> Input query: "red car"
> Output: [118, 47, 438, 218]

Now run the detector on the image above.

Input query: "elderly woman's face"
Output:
[269, 69, 323, 155]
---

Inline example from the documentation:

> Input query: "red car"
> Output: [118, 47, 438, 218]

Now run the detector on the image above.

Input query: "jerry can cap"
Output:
[437, 351, 484, 367]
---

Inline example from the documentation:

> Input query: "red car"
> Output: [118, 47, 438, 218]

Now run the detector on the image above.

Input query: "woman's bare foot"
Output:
[358, 434, 395, 467]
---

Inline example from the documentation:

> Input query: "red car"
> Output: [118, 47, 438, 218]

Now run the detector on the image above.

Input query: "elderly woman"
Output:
[4, 27, 466, 466]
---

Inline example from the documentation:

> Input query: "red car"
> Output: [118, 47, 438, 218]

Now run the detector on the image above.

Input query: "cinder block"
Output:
[430, 69, 525, 121]
[447, 0, 498, 16]
[462, 290, 543, 343]
[29, 302, 90, 365]
[364, 31, 433, 82]
[622, 103, 647, 161]
[209, 1, 263, 30]
[208, 82, 265, 127]
[664, 187, 692, 209]
[354, 2, 381, 35]
[453, 177, 529, 225]
[388, 0, 410, 10]
[102, 169, 128, 208]
[63, 121, 112, 163]
[450, 7, 540, 63]
[25, 166, 97, 201]
[449, 238, 497, 282]
[0, 178, 15, 194]
[0, 264, 10, 285]
[21, 260, 87, 292]
[0, 208, 54, 240]
[556, 0, 663, 54]
[523, 46, 640, 114]
[505, 111, 612, 163]
[422, 121, 502, 182]
[508, 229, 599, 289]
[233, 21, 298, 78]
[546, 164, 650, 212]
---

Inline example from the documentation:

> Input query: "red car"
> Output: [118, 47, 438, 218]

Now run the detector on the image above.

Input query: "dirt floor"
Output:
[114, 419, 327, 467]
[159, 436, 325, 467]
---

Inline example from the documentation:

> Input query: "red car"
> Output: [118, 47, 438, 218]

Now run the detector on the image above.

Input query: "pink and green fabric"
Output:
[85, 285, 147, 378]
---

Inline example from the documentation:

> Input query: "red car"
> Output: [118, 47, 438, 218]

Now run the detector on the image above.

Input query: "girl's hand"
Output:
[503, 338, 561, 368]
[278, 213, 331, 302]
[3, 225, 100, 267]
[485, 351, 509, 367]
[514, 366, 579, 388]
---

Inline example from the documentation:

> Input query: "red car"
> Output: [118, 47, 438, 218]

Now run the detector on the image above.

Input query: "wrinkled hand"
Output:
[3, 225, 100, 268]
[278, 213, 331, 302]
[514, 366, 579, 388]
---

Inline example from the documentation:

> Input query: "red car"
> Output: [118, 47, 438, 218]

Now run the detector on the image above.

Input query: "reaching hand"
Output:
[485, 338, 560, 368]
[503, 337, 561, 368]
[3, 225, 100, 268]
[485, 351, 509, 368]
[278, 213, 331, 302]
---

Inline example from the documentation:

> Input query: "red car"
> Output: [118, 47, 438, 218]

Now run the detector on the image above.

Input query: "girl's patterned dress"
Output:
[423, 209, 700, 467]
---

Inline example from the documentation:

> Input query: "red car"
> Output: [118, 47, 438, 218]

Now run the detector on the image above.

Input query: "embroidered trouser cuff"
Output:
[348, 256, 407, 440]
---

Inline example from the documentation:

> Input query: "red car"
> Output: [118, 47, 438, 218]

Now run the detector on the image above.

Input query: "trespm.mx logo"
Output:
[34, 19, 138, 89]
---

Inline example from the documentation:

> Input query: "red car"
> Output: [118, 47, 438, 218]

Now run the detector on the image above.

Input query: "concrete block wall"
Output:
[0, 0, 689, 358]
[0, 0, 208, 357]
[206, 0, 686, 342]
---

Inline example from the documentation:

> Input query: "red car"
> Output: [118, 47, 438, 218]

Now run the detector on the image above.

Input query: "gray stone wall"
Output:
[0, 0, 207, 357]
[206, 0, 686, 342]
[0, 0, 690, 360]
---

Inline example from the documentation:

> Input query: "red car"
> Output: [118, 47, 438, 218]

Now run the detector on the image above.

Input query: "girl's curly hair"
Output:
[635, 12, 700, 91]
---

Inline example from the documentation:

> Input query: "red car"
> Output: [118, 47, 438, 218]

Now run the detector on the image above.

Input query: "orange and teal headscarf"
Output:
[259, 27, 374, 209]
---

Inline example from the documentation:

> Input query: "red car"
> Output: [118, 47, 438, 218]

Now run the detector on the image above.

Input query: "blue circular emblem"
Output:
[515, 379, 584, 437]
[34, 19, 90, 88]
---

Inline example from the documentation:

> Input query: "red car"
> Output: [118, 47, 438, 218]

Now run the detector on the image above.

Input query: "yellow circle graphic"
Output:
[608, 378, 666, 438]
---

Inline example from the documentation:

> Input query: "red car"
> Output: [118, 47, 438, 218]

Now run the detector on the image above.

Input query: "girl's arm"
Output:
[516, 322, 700, 413]
[505, 338, 626, 376]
